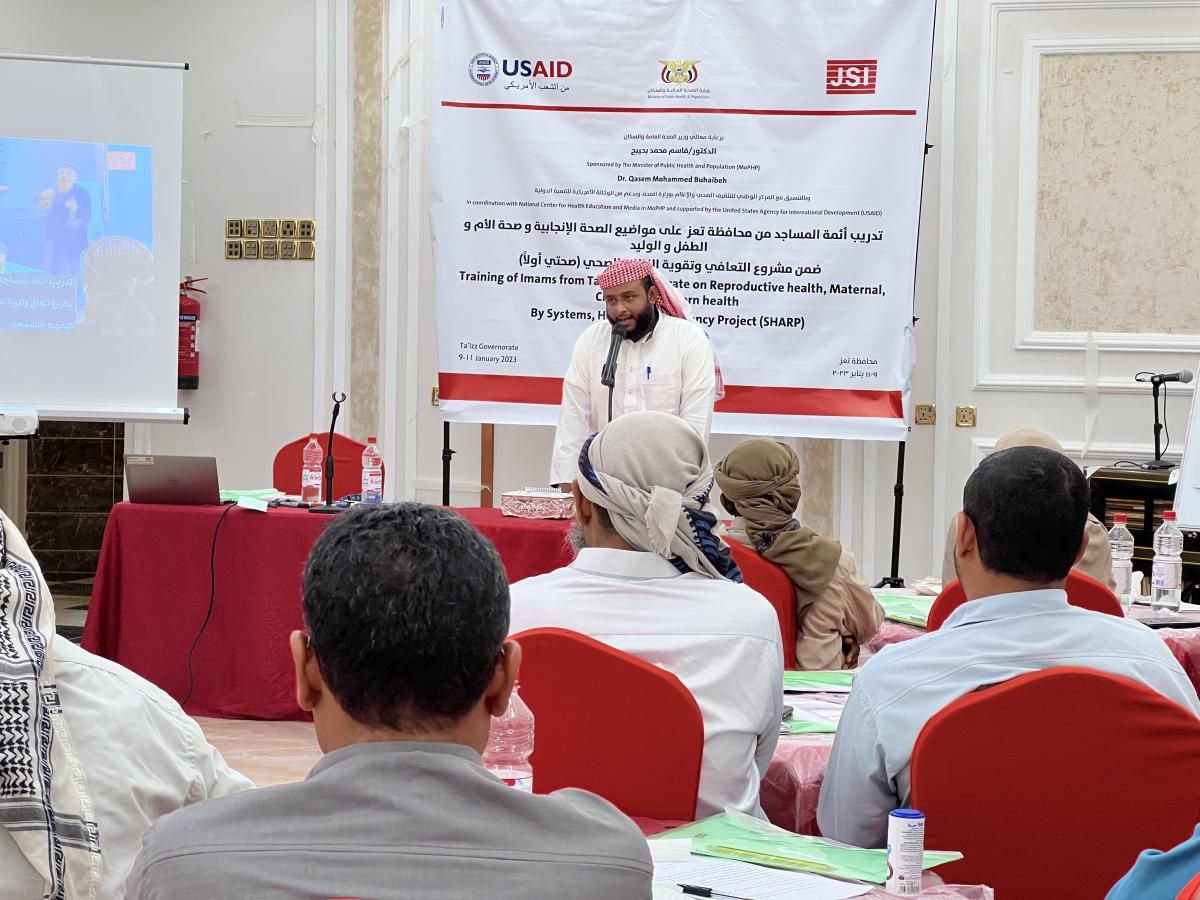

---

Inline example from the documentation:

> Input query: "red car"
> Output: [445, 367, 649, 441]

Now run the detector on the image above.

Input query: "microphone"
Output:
[1153, 370, 1194, 385]
[600, 323, 627, 389]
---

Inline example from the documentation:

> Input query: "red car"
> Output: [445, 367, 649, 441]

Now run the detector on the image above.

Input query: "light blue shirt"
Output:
[1107, 824, 1200, 899]
[817, 589, 1200, 848]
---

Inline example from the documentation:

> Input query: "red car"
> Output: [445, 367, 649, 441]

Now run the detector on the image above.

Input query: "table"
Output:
[82, 503, 573, 719]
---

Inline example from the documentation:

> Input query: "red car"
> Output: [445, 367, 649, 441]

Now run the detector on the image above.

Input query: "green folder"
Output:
[652, 811, 962, 884]
[875, 593, 934, 628]
[782, 670, 855, 692]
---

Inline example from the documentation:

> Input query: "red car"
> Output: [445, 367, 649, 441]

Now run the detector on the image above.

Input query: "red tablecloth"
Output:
[82, 503, 572, 719]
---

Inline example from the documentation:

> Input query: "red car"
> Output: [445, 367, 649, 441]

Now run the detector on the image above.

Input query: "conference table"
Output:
[82, 502, 575, 720]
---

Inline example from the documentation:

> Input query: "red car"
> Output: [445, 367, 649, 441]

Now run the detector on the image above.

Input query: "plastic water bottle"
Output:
[300, 438, 323, 504]
[1108, 514, 1135, 613]
[361, 436, 383, 505]
[1151, 510, 1184, 613]
[482, 682, 534, 792]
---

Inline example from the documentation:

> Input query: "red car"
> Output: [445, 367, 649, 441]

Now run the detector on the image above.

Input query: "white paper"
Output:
[653, 854, 870, 900]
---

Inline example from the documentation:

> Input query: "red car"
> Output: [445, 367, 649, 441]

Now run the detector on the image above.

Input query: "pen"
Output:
[647, 365, 652, 380]
[678, 885, 753, 900]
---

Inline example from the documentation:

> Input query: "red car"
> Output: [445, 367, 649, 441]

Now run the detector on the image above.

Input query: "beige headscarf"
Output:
[0, 509, 102, 898]
[714, 439, 842, 597]
[993, 426, 1064, 454]
[576, 410, 741, 581]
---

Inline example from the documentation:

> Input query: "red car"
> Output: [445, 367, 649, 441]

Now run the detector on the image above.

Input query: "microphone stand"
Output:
[310, 391, 347, 514]
[1146, 379, 1173, 470]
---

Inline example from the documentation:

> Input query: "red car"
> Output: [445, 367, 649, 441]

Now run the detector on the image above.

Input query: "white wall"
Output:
[5, 1, 320, 489]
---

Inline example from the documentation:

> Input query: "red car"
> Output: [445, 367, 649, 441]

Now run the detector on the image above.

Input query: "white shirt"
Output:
[817, 590, 1200, 849]
[549, 315, 716, 485]
[0, 637, 253, 900]
[509, 548, 784, 819]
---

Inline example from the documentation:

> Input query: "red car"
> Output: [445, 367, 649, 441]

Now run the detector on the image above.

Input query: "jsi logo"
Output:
[826, 59, 878, 94]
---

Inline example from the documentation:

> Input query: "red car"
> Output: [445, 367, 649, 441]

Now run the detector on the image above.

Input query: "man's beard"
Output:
[565, 521, 587, 556]
[608, 304, 656, 341]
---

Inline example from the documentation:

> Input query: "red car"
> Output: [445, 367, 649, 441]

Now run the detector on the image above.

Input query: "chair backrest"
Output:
[911, 667, 1200, 900]
[928, 570, 1123, 632]
[510, 627, 704, 820]
[1178, 870, 1200, 900]
[725, 540, 798, 669]
[271, 433, 372, 500]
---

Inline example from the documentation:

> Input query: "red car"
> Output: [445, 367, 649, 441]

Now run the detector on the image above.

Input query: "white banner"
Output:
[431, 0, 933, 440]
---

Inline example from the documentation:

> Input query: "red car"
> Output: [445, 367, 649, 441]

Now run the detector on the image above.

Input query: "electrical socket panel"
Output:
[261, 219, 279, 239]
[225, 218, 315, 259]
[297, 240, 315, 260]
[261, 240, 279, 260]
[279, 219, 298, 239]
[280, 239, 297, 260]
[242, 239, 260, 259]
[242, 218, 260, 239]
[224, 239, 242, 259]
[298, 219, 316, 239]
[225, 218, 242, 239]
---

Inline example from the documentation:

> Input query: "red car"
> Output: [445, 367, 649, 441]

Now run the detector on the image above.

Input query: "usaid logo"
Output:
[826, 59, 878, 94]
[468, 52, 499, 85]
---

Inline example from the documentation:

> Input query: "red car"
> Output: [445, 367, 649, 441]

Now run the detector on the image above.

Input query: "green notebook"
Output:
[876, 593, 934, 628]
[782, 670, 855, 693]
[652, 811, 962, 884]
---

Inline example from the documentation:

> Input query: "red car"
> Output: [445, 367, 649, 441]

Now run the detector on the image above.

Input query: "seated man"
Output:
[127, 503, 652, 899]
[941, 426, 1114, 588]
[511, 410, 784, 819]
[818, 446, 1200, 848]
[0, 509, 251, 900]
[715, 438, 884, 669]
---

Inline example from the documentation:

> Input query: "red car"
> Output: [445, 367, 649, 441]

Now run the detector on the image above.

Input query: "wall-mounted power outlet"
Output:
[225, 239, 242, 259]
[955, 405, 978, 428]
[914, 403, 936, 426]
[279, 219, 298, 239]
[298, 219, 316, 239]
[243, 218, 260, 239]
[261, 240, 279, 260]
[280, 239, 297, 260]
[242, 239, 260, 259]
[225, 218, 242, 239]
[261, 219, 279, 239]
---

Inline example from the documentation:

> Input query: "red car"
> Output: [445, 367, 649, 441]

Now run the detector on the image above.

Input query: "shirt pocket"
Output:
[640, 370, 682, 411]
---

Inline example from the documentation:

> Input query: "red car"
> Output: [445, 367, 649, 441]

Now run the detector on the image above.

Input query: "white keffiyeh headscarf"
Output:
[575, 410, 742, 582]
[0, 509, 101, 899]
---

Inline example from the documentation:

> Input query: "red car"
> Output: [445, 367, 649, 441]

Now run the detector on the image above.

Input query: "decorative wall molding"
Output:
[971, 2, 1200, 391]
[975, 372, 1195, 396]
[971, 436, 1182, 469]
[1013, 36, 1200, 354]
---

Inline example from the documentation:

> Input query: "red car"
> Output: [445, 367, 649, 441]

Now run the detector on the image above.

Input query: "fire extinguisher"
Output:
[179, 276, 207, 390]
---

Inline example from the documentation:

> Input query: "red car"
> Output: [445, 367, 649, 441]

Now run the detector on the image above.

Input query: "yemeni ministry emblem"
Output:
[659, 59, 700, 84]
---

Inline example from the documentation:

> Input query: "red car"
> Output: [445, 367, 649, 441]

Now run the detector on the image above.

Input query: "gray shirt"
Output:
[126, 740, 653, 900]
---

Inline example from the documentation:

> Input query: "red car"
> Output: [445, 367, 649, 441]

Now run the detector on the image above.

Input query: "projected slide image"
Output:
[0, 135, 154, 333]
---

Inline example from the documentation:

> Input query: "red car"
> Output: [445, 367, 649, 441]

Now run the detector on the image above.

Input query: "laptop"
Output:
[125, 455, 221, 505]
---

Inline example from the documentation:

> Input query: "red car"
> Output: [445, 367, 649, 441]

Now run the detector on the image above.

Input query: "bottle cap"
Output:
[368, 436, 377, 443]
[1164, 510, 1177, 521]
[1114, 514, 1127, 524]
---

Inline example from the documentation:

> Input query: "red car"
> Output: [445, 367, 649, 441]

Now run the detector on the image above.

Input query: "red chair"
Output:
[928, 569, 1123, 632]
[1178, 871, 1200, 900]
[725, 540, 798, 669]
[510, 627, 704, 821]
[271, 433, 376, 501]
[910, 667, 1200, 900]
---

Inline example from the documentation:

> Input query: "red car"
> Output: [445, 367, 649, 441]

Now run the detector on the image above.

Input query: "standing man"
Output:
[37, 163, 92, 275]
[549, 258, 719, 487]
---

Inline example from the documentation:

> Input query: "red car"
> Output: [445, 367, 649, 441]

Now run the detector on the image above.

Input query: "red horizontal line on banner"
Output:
[441, 101, 916, 117]
[827, 59, 879, 65]
[438, 373, 904, 419]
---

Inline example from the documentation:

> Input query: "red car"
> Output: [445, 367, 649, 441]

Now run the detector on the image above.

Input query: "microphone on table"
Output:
[310, 391, 347, 515]
[600, 323, 627, 423]
[1136, 370, 1194, 385]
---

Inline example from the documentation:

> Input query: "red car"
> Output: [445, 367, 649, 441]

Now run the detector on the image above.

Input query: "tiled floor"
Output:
[49, 578, 93, 643]
[197, 717, 320, 786]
